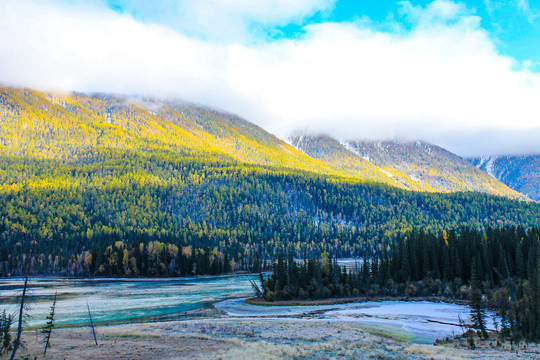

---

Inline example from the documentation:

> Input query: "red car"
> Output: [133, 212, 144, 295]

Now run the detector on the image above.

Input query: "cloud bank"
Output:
[1, 0, 539, 157]
[104, 0, 337, 41]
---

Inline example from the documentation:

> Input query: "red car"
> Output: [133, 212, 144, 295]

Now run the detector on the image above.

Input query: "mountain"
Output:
[0, 88, 336, 174]
[289, 133, 524, 198]
[0, 87, 522, 198]
[288, 134, 404, 188]
[1, 86, 539, 277]
[468, 155, 540, 201]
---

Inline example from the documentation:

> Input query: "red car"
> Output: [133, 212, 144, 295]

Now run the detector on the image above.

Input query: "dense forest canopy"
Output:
[262, 226, 540, 342]
[0, 87, 539, 277]
[1, 148, 539, 277]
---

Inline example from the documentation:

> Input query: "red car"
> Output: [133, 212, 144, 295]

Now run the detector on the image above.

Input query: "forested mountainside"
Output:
[290, 134, 523, 198]
[286, 134, 404, 188]
[1, 155, 539, 277]
[0, 87, 539, 277]
[469, 155, 540, 202]
[0, 88, 335, 174]
[0, 87, 521, 198]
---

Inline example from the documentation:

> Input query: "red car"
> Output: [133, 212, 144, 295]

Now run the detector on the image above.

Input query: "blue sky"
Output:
[1, 0, 540, 156]
[330, 0, 540, 68]
[103, 0, 540, 70]
[338, 1, 539, 68]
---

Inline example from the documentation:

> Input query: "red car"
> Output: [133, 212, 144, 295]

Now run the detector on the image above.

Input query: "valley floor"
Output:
[18, 318, 540, 359]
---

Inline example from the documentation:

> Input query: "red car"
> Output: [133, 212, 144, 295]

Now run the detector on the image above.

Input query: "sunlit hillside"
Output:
[289, 132, 524, 199]
[0, 88, 339, 175]
[346, 140, 523, 197]
[0, 87, 524, 200]
[288, 133, 407, 189]
[1, 86, 539, 278]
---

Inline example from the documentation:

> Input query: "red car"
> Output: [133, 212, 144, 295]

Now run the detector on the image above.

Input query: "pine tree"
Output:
[515, 239, 525, 279]
[470, 258, 488, 339]
[422, 234, 431, 278]
[42, 291, 57, 355]
[275, 252, 287, 296]
[362, 249, 370, 290]
[401, 238, 411, 282]
[0, 310, 13, 354]
[253, 252, 261, 273]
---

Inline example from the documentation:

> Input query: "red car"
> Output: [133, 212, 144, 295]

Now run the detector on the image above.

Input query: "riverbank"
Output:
[215, 298, 487, 343]
[4, 276, 538, 359]
[0, 272, 259, 283]
[245, 296, 470, 306]
[17, 318, 540, 359]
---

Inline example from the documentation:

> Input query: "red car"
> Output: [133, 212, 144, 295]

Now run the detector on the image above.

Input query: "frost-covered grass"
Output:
[16, 319, 539, 359]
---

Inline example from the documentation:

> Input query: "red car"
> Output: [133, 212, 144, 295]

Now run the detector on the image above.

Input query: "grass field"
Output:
[17, 318, 540, 359]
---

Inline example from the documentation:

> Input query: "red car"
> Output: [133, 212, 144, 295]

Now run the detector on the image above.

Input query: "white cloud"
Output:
[399, 0, 468, 24]
[107, 0, 337, 42]
[1, 0, 540, 157]
[517, 0, 540, 24]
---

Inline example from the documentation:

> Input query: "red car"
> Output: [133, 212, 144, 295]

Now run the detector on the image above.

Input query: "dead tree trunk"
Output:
[10, 271, 29, 360]
[86, 299, 98, 346]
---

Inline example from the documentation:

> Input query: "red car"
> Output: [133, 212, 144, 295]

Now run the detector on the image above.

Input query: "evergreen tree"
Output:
[253, 252, 261, 273]
[470, 258, 488, 339]
[275, 252, 287, 296]
[42, 292, 57, 355]
[0, 310, 13, 354]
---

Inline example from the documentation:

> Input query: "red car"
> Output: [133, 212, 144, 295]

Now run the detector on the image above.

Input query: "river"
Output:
[0, 275, 256, 326]
[0, 275, 491, 343]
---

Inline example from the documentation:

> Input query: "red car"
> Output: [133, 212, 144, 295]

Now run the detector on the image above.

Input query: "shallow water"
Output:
[1, 276, 494, 344]
[0, 275, 256, 326]
[215, 298, 496, 343]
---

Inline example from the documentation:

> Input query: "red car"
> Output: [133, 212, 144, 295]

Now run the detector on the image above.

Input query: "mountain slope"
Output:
[289, 134, 406, 188]
[345, 140, 523, 197]
[0, 88, 338, 175]
[290, 133, 524, 198]
[0, 87, 525, 199]
[1, 86, 540, 277]
[469, 155, 540, 201]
